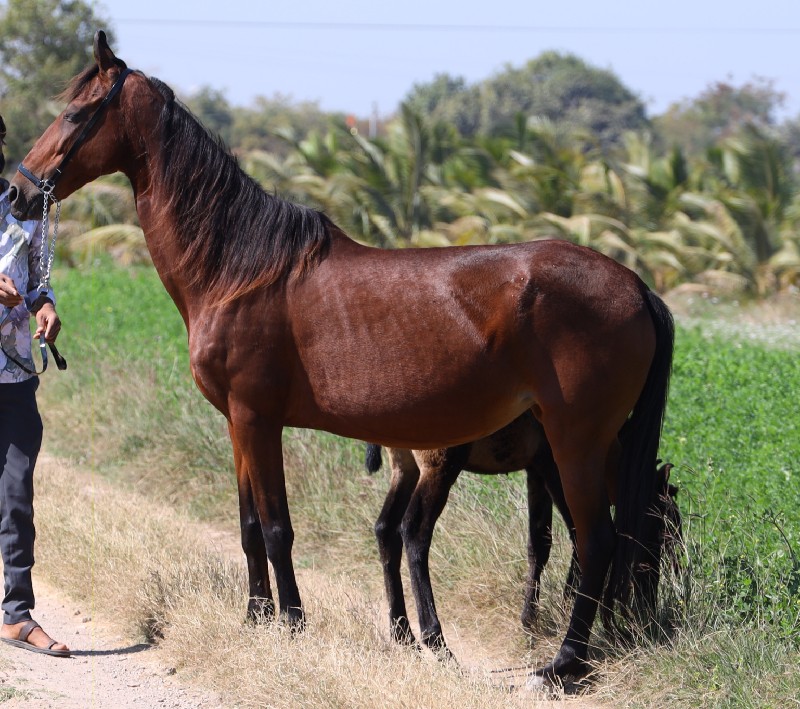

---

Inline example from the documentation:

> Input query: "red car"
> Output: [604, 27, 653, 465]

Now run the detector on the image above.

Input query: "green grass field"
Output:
[33, 262, 800, 706]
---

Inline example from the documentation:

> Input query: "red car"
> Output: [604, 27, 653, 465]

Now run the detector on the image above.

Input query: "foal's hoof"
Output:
[246, 596, 275, 624]
[520, 608, 538, 632]
[390, 618, 419, 649]
[422, 635, 458, 666]
[432, 645, 459, 668]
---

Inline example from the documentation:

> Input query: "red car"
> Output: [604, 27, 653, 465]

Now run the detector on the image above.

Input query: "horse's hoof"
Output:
[282, 606, 306, 634]
[390, 618, 418, 647]
[525, 673, 559, 695]
[246, 597, 275, 624]
[529, 645, 589, 686]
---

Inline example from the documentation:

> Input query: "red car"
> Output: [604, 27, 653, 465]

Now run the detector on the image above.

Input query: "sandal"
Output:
[1, 619, 70, 657]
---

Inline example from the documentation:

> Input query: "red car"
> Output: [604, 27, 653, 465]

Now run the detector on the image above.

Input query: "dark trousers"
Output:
[0, 377, 42, 624]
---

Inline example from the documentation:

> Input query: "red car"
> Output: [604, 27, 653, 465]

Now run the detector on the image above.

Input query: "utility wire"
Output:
[114, 19, 800, 34]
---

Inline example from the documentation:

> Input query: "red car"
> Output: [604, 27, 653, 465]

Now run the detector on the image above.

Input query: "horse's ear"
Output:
[93, 30, 118, 73]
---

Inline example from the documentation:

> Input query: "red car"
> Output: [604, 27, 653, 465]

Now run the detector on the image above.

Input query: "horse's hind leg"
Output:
[230, 428, 274, 621]
[533, 441, 616, 682]
[374, 448, 421, 646]
[520, 466, 553, 630]
[401, 446, 467, 660]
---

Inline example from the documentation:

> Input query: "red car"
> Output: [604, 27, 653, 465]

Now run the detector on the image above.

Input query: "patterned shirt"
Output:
[0, 189, 55, 383]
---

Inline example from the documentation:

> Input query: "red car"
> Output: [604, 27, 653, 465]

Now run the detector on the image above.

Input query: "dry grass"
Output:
[29, 447, 800, 708]
[30, 455, 604, 709]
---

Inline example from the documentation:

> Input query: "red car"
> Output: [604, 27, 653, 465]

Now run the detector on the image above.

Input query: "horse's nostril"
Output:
[6, 185, 17, 203]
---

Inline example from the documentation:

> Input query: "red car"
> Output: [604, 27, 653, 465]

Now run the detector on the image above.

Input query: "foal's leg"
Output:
[230, 418, 303, 627]
[401, 447, 467, 660]
[373, 448, 421, 646]
[538, 451, 581, 604]
[520, 467, 553, 630]
[230, 426, 275, 622]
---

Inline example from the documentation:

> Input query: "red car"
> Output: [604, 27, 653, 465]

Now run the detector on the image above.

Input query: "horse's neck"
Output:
[130, 179, 194, 326]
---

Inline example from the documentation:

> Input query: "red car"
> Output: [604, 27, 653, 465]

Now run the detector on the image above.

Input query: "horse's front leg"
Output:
[230, 416, 303, 628]
[230, 428, 275, 622]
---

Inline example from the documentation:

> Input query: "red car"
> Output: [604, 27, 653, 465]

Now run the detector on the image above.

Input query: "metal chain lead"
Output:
[38, 190, 60, 293]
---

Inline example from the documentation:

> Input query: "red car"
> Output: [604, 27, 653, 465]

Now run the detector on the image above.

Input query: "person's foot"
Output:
[1, 619, 70, 656]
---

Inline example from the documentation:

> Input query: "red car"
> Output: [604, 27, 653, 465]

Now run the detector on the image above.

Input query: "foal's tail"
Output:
[603, 288, 675, 633]
[365, 444, 383, 474]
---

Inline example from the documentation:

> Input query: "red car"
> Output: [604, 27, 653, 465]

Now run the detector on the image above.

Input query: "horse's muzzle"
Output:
[7, 182, 43, 221]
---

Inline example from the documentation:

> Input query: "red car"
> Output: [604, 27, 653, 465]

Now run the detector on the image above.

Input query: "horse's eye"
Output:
[64, 111, 84, 124]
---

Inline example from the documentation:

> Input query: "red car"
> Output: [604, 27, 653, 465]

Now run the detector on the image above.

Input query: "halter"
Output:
[17, 67, 133, 295]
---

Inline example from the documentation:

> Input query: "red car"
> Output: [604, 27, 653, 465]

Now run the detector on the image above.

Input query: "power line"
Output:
[114, 19, 800, 34]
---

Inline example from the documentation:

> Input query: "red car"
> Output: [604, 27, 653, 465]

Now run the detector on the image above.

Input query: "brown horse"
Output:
[365, 412, 579, 658]
[9, 32, 675, 682]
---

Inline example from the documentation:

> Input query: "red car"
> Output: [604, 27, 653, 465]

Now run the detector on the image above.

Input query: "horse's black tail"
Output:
[365, 443, 383, 474]
[602, 288, 675, 633]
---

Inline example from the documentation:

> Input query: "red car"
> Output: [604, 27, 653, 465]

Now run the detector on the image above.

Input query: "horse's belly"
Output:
[288, 356, 535, 448]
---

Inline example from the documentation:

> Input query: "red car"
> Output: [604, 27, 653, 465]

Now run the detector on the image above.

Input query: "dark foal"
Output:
[366, 412, 579, 659]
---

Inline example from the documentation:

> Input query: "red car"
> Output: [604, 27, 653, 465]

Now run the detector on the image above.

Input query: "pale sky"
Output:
[96, 0, 800, 120]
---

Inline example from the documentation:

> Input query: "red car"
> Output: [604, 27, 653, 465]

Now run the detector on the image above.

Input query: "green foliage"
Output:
[405, 51, 649, 147]
[662, 327, 800, 639]
[228, 94, 342, 159]
[653, 78, 785, 155]
[0, 0, 113, 165]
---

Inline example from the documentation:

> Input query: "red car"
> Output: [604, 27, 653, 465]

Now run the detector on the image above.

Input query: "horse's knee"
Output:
[263, 522, 294, 557]
[374, 516, 394, 547]
[400, 510, 421, 546]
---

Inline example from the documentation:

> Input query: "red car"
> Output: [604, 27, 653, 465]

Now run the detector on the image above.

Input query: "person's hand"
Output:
[0, 273, 22, 308]
[34, 302, 61, 343]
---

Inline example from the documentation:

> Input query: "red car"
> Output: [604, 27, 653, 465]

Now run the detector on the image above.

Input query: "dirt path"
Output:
[0, 579, 226, 708]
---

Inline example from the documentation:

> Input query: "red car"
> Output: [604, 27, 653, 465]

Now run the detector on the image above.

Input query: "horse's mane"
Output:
[144, 76, 332, 302]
